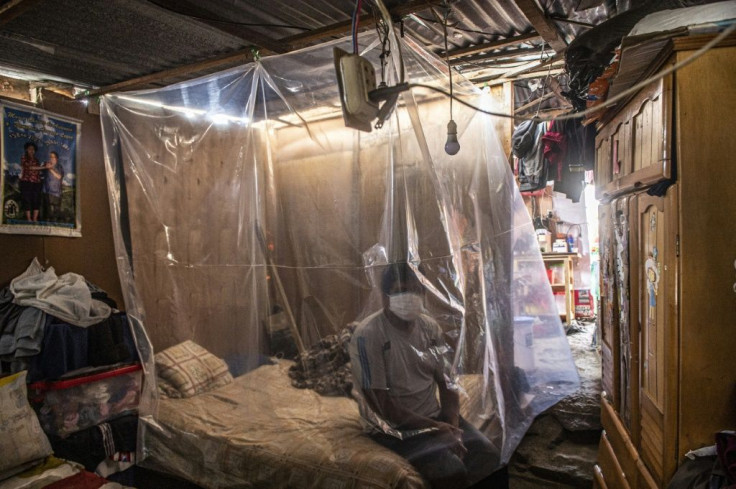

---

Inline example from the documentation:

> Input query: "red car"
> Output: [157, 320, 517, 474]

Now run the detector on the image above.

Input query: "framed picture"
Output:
[0, 101, 82, 237]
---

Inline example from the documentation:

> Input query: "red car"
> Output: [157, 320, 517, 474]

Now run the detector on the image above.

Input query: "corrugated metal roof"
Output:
[0, 0, 611, 90]
[0, 0, 248, 86]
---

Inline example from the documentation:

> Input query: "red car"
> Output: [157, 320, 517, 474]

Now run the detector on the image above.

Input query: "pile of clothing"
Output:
[1, 258, 123, 375]
[288, 325, 354, 397]
[0, 258, 140, 479]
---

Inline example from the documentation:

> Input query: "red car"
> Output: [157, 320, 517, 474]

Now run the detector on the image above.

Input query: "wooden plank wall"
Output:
[114, 97, 516, 372]
[113, 108, 268, 361]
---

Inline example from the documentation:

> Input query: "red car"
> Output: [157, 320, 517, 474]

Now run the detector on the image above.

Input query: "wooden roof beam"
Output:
[83, 50, 258, 98]
[472, 66, 565, 85]
[512, 0, 567, 53]
[503, 51, 565, 78]
[446, 33, 542, 60]
[515, 91, 555, 113]
[450, 46, 547, 66]
[544, 75, 570, 106]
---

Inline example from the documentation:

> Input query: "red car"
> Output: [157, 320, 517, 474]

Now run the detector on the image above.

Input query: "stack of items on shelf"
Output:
[0, 258, 141, 488]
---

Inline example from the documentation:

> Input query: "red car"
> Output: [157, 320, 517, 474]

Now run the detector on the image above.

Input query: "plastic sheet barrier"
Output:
[101, 32, 579, 489]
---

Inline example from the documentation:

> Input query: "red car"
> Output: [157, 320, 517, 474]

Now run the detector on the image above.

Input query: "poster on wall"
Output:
[0, 101, 81, 237]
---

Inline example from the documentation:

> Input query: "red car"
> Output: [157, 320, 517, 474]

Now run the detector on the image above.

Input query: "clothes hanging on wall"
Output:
[513, 120, 548, 192]
[544, 119, 596, 203]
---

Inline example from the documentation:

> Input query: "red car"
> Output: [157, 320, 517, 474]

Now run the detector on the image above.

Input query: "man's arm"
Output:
[365, 388, 441, 431]
[366, 388, 466, 456]
[47, 166, 61, 179]
[22, 160, 45, 171]
[436, 372, 460, 428]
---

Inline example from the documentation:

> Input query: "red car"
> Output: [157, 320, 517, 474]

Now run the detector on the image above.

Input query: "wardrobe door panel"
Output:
[598, 202, 619, 409]
[612, 195, 639, 435]
[636, 188, 678, 487]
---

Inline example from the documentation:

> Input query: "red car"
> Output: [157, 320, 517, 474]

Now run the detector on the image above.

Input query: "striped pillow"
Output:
[155, 341, 233, 398]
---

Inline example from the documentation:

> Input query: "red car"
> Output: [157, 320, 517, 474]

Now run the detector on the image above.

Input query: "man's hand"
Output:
[435, 421, 467, 458]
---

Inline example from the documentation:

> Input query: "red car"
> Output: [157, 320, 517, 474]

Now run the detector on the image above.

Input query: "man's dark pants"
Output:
[371, 416, 506, 489]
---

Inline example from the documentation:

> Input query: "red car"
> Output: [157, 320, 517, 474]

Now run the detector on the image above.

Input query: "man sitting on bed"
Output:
[348, 262, 499, 489]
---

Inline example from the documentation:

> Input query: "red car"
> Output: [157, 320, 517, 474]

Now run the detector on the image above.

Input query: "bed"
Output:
[142, 359, 499, 489]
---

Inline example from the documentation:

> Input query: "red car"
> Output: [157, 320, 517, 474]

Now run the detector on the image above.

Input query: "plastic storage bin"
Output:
[27, 364, 142, 438]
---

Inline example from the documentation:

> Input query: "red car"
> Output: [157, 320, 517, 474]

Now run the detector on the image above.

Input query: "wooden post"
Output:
[488, 81, 515, 163]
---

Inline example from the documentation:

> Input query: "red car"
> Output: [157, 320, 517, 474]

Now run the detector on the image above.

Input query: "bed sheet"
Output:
[143, 361, 499, 489]
[144, 361, 428, 489]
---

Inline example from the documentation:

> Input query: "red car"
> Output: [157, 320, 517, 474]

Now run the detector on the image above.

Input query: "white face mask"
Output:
[388, 293, 424, 321]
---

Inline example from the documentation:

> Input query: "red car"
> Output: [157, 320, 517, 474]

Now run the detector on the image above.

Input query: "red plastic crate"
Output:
[27, 364, 142, 438]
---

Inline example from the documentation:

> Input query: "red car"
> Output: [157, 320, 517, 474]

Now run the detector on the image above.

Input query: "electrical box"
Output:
[333, 47, 379, 132]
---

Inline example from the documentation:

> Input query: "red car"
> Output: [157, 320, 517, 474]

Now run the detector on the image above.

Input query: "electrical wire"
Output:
[405, 21, 736, 122]
[373, 0, 404, 83]
[436, 5, 454, 121]
[352, 0, 364, 54]
[534, 45, 554, 118]
[374, 9, 392, 84]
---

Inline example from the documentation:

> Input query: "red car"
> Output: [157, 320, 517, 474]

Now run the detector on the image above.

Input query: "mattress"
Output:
[144, 361, 500, 489]
[144, 361, 426, 489]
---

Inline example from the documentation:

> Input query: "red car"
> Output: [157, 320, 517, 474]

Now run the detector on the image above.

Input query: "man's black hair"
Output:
[50, 151, 59, 158]
[24, 141, 37, 151]
[381, 262, 424, 295]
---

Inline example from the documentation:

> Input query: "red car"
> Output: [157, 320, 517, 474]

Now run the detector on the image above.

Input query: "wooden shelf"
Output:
[543, 253, 575, 323]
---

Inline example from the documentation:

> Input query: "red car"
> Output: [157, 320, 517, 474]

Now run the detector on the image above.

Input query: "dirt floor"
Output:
[509, 320, 602, 488]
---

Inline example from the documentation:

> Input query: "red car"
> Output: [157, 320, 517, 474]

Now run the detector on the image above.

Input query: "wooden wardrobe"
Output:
[592, 35, 736, 489]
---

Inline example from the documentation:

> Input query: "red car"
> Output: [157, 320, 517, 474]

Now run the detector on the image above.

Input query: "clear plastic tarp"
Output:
[101, 30, 579, 489]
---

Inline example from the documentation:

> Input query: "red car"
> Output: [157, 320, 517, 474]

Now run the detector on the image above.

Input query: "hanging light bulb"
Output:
[440, 3, 459, 156]
[445, 119, 460, 155]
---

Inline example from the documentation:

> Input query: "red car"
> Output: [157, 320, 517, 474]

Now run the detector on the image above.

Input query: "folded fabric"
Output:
[0, 288, 46, 367]
[42, 470, 132, 489]
[26, 319, 86, 383]
[10, 258, 111, 328]
[27, 313, 138, 383]
[155, 340, 232, 398]
[49, 415, 138, 472]
[0, 456, 82, 489]
[88, 314, 136, 367]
